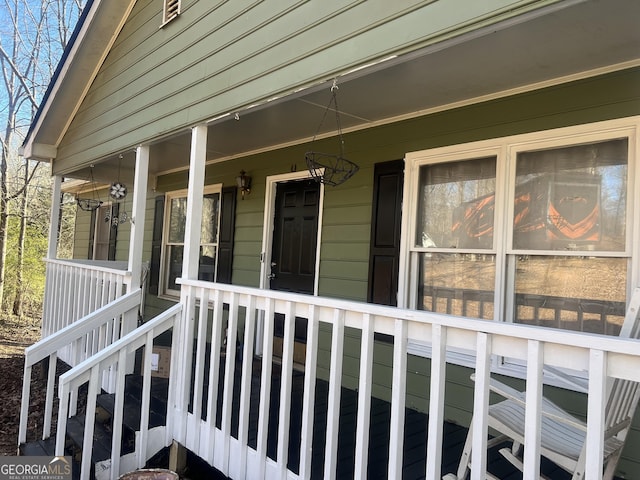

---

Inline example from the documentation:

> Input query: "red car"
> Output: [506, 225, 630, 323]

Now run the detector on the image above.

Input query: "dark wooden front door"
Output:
[270, 179, 320, 294]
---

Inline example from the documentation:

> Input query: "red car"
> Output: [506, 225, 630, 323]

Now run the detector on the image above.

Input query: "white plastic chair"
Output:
[445, 287, 640, 480]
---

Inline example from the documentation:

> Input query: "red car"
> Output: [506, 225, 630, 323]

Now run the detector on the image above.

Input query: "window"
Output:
[93, 204, 113, 261]
[405, 119, 638, 337]
[162, 0, 181, 25]
[89, 203, 117, 261]
[161, 186, 221, 296]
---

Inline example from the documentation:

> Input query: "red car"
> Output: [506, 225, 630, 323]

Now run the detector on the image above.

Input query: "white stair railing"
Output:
[174, 279, 640, 480]
[55, 302, 182, 480]
[42, 259, 131, 348]
[18, 290, 142, 447]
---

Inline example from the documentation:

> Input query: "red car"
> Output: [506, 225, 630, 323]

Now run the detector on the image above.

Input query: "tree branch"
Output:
[0, 42, 39, 111]
[7, 161, 40, 201]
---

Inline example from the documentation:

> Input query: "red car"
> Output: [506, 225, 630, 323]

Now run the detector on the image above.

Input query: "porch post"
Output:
[183, 125, 207, 280]
[174, 125, 207, 441]
[46, 175, 62, 260]
[121, 146, 150, 371]
[127, 145, 150, 291]
[42, 175, 62, 337]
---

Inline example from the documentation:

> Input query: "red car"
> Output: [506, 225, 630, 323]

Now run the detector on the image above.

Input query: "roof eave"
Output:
[22, 0, 137, 162]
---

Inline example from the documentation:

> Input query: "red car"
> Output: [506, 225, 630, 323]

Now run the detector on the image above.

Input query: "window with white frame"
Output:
[93, 203, 113, 261]
[162, 0, 181, 25]
[161, 186, 221, 296]
[405, 118, 638, 336]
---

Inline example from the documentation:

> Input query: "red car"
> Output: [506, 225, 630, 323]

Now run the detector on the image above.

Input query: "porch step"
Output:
[123, 373, 170, 403]
[96, 374, 168, 430]
[18, 415, 115, 463]
[96, 392, 166, 432]
[19, 437, 82, 480]
[66, 415, 124, 464]
[19, 436, 56, 456]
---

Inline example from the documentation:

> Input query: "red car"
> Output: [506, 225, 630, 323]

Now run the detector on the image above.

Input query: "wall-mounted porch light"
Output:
[236, 170, 252, 199]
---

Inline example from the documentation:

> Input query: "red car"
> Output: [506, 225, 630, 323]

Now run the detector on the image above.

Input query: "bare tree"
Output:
[0, 0, 84, 314]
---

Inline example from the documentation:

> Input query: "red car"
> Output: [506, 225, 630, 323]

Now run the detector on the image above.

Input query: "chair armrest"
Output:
[543, 366, 589, 393]
[470, 373, 588, 431]
[470, 373, 526, 405]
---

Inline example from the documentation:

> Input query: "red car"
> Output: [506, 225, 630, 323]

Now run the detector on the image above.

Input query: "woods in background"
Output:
[0, 0, 83, 317]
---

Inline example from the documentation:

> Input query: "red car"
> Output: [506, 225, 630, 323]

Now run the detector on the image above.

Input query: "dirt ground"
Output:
[0, 315, 42, 456]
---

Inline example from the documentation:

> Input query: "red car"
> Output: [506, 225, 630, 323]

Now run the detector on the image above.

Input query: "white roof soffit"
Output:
[188, 0, 640, 167]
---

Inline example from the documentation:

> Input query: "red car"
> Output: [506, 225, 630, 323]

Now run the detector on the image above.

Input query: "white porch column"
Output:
[120, 146, 150, 352]
[127, 145, 150, 291]
[174, 125, 207, 440]
[183, 125, 207, 280]
[43, 175, 62, 337]
[46, 175, 62, 259]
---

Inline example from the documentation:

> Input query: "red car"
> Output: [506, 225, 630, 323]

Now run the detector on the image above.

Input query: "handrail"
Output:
[178, 279, 640, 361]
[44, 258, 131, 276]
[42, 258, 133, 343]
[26, 291, 141, 366]
[55, 303, 182, 480]
[18, 290, 142, 446]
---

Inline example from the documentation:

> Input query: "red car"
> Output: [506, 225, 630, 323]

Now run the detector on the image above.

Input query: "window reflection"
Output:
[416, 157, 496, 249]
[419, 253, 495, 320]
[513, 256, 626, 335]
[513, 139, 627, 251]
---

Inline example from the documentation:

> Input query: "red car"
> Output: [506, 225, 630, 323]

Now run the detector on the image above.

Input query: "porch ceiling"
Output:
[75, 0, 640, 180]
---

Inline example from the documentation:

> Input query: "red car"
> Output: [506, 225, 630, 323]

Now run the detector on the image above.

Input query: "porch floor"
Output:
[194, 356, 578, 479]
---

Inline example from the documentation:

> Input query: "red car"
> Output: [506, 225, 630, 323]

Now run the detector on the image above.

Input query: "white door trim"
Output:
[260, 170, 324, 295]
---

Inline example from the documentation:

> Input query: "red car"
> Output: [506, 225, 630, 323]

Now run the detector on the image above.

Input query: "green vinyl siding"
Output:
[52, 0, 568, 174]
[72, 69, 640, 328]
[208, 68, 639, 302]
[67, 67, 640, 475]
[72, 208, 92, 260]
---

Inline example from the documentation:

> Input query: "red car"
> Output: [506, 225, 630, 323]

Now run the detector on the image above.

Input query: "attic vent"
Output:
[162, 0, 181, 24]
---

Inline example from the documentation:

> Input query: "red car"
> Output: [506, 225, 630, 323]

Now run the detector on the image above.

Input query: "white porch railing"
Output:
[42, 259, 132, 353]
[172, 279, 640, 480]
[19, 290, 142, 447]
[27, 280, 640, 479]
[54, 302, 182, 480]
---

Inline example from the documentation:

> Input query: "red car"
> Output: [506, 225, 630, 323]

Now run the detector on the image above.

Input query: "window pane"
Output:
[168, 197, 187, 243]
[418, 253, 495, 320]
[513, 255, 626, 335]
[416, 157, 496, 249]
[167, 245, 184, 291]
[93, 204, 112, 261]
[513, 139, 627, 251]
[201, 193, 220, 244]
[198, 245, 217, 282]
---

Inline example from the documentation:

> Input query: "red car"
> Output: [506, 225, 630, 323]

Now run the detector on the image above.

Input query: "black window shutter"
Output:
[148, 195, 165, 295]
[88, 209, 97, 259]
[367, 159, 404, 306]
[108, 203, 119, 261]
[216, 186, 236, 284]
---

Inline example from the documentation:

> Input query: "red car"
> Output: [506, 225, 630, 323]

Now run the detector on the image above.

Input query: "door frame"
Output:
[260, 170, 325, 295]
